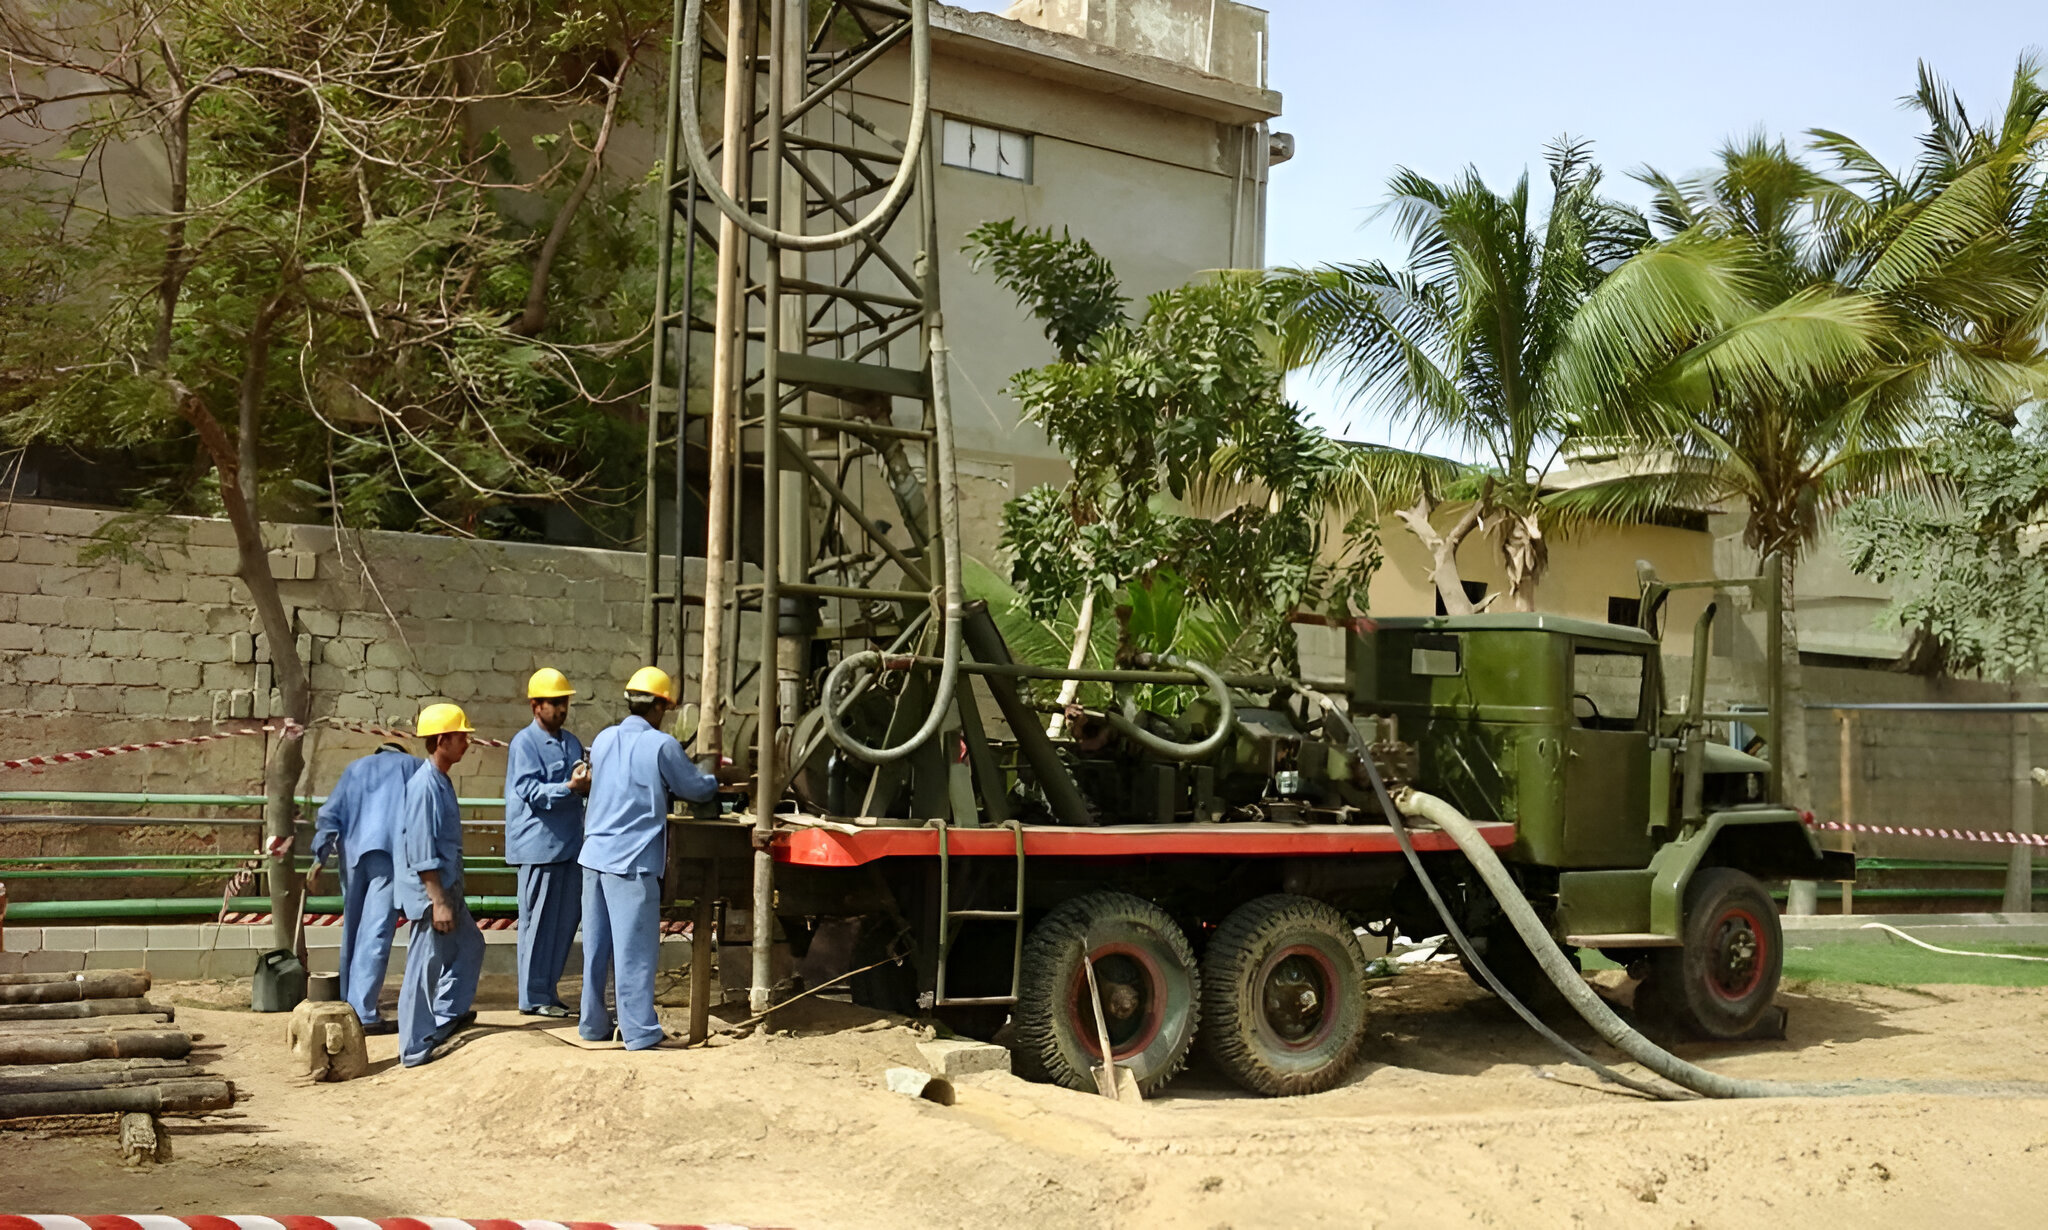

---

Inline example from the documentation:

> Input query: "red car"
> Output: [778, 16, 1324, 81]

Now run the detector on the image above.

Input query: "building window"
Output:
[1607, 596, 1642, 628]
[941, 118, 1030, 181]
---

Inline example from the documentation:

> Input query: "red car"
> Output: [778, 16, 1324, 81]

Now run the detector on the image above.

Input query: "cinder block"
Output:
[159, 660, 201, 690]
[916, 1039, 1012, 1078]
[229, 688, 254, 718]
[119, 689, 168, 717]
[0, 952, 25, 975]
[146, 926, 201, 949]
[302, 926, 343, 950]
[72, 686, 121, 713]
[299, 609, 341, 638]
[44, 627, 90, 657]
[16, 593, 65, 624]
[2, 927, 41, 952]
[16, 656, 59, 684]
[22, 948, 86, 972]
[113, 659, 160, 687]
[231, 631, 256, 664]
[0, 623, 40, 652]
[85, 948, 150, 971]
[59, 657, 114, 686]
[95, 926, 150, 950]
[143, 948, 204, 981]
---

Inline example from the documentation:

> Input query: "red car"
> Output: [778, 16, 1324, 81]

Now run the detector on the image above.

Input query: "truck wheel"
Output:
[1012, 892, 1199, 1096]
[1200, 895, 1369, 1096]
[1644, 867, 1782, 1040]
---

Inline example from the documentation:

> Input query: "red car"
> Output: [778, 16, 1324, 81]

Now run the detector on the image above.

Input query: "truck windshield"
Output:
[1571, 645, 1646, 729]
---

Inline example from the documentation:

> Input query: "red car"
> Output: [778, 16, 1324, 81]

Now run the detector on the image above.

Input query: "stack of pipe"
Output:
[0, 969, 233, 1119]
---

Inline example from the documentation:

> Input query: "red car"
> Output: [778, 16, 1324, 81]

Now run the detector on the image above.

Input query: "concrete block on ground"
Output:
[145, 948, 205, 981]
[302, 926, 343, 950]
[97, 926, 150, 950]
[916, 1038, 1012, 1078]
[24, 948, 87, 972]
[146, 926, 201, 949]
[85, 949, 150, 971]
[36, 926, 94, 951]
[884, 1067, 954, 1104]
[2, 927, 41, 953]
[0, 952, 25, 974]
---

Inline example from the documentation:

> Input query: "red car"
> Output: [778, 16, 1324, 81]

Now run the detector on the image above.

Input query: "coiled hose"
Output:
[820, 326, 964, 764]
[1105, 652, 1237, 761]
[678, 0, 929, 252]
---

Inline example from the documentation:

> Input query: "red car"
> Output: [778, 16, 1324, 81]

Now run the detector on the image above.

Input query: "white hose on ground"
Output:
[1860, 921, 2048, 962]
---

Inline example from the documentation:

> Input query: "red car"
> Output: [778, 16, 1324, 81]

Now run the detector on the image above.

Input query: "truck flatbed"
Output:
[766, 817, 1519, 867]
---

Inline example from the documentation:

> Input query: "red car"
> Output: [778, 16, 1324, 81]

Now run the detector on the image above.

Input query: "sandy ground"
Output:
[4, 966, 2047, 1229]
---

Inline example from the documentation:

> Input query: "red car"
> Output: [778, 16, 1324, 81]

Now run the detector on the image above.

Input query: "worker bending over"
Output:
[505, 668, 590, 1017]
[578, 667, 717, 1049]
[311, 739, 420, 1034]
[397, 703, 485, 1067]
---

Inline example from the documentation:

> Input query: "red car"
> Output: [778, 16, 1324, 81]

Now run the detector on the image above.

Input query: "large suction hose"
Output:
[1291, 680, 2048, 1101]
[679, 0, 930, 252]
[1104, 652, 1237, 761]
[820, 325, 964, 764]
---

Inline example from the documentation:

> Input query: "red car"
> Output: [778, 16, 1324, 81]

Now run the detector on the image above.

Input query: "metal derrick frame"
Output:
[639, 0, 946, 1017]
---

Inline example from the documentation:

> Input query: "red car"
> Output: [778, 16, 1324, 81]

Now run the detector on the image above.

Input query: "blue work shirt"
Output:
[396, 760, 465, 922]
[578, 715, 717, 877]
[504, 720, 586, 865]
[313, 744, 421, 870]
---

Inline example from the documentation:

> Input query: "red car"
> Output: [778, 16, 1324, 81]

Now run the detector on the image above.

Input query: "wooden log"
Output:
[0, 1014, 174, 1036]
[0, 1057, 192, 1080]
[0, 1064, 203, 1094]
[0, 969, 150, 987]
[119, 1112, 171, 1165]
[0, 972, 153, 1005]
[0, 1077, 234, 1119]
[0, 997, 162, 1022]
[0, 1031, 192, 1066]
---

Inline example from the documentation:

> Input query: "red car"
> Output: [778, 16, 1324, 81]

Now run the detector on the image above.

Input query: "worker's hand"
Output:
[709, 756, 748, 786]
[430, 900, 455, 934]
[569, 761, 591, 794]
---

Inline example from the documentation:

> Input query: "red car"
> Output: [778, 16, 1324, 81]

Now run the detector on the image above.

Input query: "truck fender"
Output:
[1648, 809, 1847, 936]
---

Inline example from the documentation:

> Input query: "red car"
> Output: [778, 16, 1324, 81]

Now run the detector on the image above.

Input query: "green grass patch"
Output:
[1780, 940, 2048, 988]
[1581, 938, 2048, 986]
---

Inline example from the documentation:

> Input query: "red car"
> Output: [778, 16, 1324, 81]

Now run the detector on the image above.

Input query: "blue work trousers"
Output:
[397, 904, 484, 1067]
[515, 860, 582, 1012]
[578, 868, 664, 1049]
[337, 851, 398, 1026]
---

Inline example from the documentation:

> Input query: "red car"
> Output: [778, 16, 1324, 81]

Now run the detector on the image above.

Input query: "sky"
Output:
[958, 0, 2045, 453]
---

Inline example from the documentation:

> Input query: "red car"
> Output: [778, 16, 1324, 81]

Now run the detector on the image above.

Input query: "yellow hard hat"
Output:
[527, 667, 576, 699]
[624, 665, 677, 703]
[416, 703, 476, 738]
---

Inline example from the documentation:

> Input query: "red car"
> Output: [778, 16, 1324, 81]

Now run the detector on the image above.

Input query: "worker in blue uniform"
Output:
[505, 667, 590, 1017]
[396, 703, 486, 1067]
[579, 666, 718, 1050]
[311, 740, 420, 1035]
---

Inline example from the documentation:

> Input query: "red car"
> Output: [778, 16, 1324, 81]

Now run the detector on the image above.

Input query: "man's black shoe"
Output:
[360, 1019, 399, 1036]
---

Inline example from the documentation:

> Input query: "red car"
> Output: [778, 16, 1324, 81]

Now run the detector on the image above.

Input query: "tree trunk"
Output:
[1498, 511, 1547, 613]
[1394, 494, 1485, 615]
[1045, 586, 1097, 738]
[510, 67, 627, 338]
[173, 385, 312, 956]
[1774, 551, 1809, 811]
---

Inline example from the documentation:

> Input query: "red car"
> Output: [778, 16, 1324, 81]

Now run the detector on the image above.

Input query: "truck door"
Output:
[1560, 643, 1654, 867]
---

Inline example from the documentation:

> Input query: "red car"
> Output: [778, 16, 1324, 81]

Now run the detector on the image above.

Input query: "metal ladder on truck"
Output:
[930, 819, 1027, 1008]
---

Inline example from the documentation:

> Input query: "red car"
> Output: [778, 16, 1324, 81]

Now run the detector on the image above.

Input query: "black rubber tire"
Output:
[1644, 867, 1783, 1040]
[1012, 892, 1200, 1096]
[1200, 894, 1370, 1096]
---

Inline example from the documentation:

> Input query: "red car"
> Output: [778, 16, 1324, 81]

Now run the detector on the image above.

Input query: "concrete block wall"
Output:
[0, 501, 758, 900]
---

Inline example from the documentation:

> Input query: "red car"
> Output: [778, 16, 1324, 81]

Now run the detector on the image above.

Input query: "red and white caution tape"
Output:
[318, 718, 511, 749]
[0, 1211, 765, 1219]
[0, 723, 303, 772]
[1806, 819, 2048, 848]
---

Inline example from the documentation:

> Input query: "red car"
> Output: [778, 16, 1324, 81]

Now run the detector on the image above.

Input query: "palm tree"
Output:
[1273, 138, 1650, 612]
[1557, 60, 2048, 803]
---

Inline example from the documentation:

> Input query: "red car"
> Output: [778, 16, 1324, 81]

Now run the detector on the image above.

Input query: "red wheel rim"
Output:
[1067, 942, 1166, 1062]
[1255, 942, 1339, 1051]
[1705, 906, 1767, 1002]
